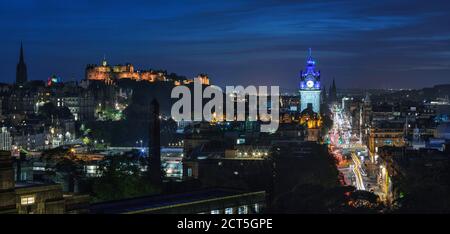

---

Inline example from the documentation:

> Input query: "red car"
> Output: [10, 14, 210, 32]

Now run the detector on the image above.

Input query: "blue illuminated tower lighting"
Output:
[299, 48, 322, 113]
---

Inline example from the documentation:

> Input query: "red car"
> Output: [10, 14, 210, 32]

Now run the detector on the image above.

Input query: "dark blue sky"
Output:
[1, 0, 449, 91]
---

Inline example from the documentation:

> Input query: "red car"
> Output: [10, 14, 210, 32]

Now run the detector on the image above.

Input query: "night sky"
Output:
[1, 0, 450, 91]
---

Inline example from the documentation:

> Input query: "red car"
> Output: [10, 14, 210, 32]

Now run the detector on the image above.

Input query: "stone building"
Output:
[86, 58, 210, 86]
[368, 122, 406, 158]
[0, 151, 89, 214]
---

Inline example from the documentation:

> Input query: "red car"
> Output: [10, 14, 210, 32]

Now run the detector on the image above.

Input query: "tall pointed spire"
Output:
[328, 84, 333, 100]
[102, 54, 107, 66]
[328, 78, 337, 104]
[364, 92, 371, 104]
[16, 42, 28, 85]
[19, 42, 24, 62]
[306, 48, 314, 64]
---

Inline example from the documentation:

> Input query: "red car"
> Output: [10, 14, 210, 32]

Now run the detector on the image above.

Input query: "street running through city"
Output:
[328, 104, 382, 196]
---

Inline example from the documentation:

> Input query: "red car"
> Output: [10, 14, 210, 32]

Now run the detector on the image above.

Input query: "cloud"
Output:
[0, 0, 449, 89]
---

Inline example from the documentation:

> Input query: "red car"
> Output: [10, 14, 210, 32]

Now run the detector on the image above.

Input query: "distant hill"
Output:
[369, 84, 450, 102]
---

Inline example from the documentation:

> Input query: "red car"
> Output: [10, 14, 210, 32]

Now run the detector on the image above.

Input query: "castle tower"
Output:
[299, 48, 321, 113]
[16, 43, 28, 85]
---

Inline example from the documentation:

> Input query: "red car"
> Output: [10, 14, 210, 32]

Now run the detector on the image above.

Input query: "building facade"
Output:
[0, 127, 12, 151]
[368, 123, 406, 157]
[0, 151, 89, 214]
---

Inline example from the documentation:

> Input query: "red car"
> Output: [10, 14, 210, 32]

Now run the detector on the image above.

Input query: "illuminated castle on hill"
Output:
[86, 57, 210, 86]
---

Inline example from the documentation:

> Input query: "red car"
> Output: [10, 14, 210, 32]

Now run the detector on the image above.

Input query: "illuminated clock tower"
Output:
[299, 49, 321, 113]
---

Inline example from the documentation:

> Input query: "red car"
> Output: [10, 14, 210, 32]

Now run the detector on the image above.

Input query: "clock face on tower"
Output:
[306, 80, 314, 88]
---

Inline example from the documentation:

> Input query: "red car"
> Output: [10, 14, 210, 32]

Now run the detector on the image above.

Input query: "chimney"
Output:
[148, 99, 162, 186]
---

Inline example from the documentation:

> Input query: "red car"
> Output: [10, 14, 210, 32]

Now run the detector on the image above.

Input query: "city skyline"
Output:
[0, 0, 450, 217]
[1, 0, 450, 89]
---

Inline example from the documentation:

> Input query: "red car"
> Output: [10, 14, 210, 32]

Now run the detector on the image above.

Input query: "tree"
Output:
[90, 154, 160, 202]
[55, 157, 83, 192]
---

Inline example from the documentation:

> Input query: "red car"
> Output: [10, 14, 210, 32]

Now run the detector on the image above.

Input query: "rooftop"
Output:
[90, 189, 263, 214]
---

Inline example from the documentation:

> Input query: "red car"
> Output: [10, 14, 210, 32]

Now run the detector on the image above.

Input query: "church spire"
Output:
[364, 92, 371, 104]
[306, 48, 315, 65]
[102, 54, 107, 66]
[19, 42, 24, 63]
[328, 78, 338, 104]
[16, 42, 28, 85]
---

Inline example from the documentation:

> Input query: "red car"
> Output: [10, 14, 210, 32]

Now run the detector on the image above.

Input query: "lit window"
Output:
[187, 168, 192, 177]
[86, 165, 98, 174]
[21, 195, 35, 205]
[225, 208, 233, 214]
[238, 205, 248, 214]
[210, 210, 220, 214]
[33, 166, 45, 171]
[254, 203, 260, 213]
